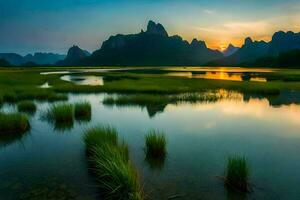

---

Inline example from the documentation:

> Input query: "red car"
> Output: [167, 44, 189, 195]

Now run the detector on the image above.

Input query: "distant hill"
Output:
[24, 53, 65, 65]
[222, 44, 239, 57]
[0, 52, 65, 66]
[209, 31, 300, 66]
[57, 45, 90, 66]
[0, 53, 24, 65]
[0, 59, 11, 67]
[80, 20, 223, 66]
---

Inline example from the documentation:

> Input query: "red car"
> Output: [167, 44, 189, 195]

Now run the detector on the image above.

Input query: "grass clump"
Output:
[84, 125, 118, 150]
[225, 156, 250, 192]
[17, 101, 37, 113]
[45, 103, 74, 130]
[74, 101, 91, 121]
[84, 125, 143, 200]
[3, 93, 18, 103]
[145, 130, 167, 158]
[0, 112, 30, 134]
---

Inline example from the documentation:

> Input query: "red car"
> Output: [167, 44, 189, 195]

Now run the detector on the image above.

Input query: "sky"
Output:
[1, 0, 300, 55]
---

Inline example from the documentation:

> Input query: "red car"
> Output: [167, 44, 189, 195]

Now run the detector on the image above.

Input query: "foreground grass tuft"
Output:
[145, 130, 167, 158]
[74, 101, 91, 121]
[225, 156, 250, 192]
[84, 125, 118, 150]
[0, 112, 30, 134]
[84, 125, 143, 200]
[17, 101, 37, 113]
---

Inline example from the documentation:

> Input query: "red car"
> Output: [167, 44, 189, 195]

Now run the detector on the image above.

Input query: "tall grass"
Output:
[17, 101, 37, 113]
[74, 101, 91, 121]
[225, 156, 250, 192]
[84, 125, 118, 150]
[45, 103, 74, 130]
[84, 126, 143, 200]
[103, 93, 219, 107]
[3, 93, 18, 103]
[145, 130, 167, 158]
[0, 112, 30, 134]
[0, 96, 3, 106]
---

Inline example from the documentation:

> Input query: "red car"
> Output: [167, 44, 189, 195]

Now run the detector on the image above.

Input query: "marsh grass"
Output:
[17, 101, 37, 113]
[103, 93, 219, 108]
[45, 103, 74, 130]
[3, 93, 18, 103]
[0, 96, 3, 106]
[84, 126, 143, 200]
[0, 112, 30, 134]
[84, 126, 118, 151]
[74, 101, 91, 121]
[145, 130, 167, 158]
[225, 156, 250, 192]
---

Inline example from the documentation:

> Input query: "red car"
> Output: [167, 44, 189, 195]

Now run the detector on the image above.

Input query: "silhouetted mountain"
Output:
[209, 31, 300, 66]
[251, 49, 300, 68]
[0, 59, 11, 67]
[222, 44, 239, 57]
[22, 61, 38, 67]
[57, 45, 90, 66]
[81, 20, 223, 66]
[146, 20, 168, 37]
[24, 53, 65, 65]
[0, 52, 65, 66]
[0, 53, 24, 65]
[268, 31, 300, 55]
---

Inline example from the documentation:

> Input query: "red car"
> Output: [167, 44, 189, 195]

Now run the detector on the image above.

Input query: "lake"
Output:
[1, 89, 300, 199]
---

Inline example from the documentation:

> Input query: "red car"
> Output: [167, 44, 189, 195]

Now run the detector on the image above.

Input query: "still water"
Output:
[1, 91, 300, 199]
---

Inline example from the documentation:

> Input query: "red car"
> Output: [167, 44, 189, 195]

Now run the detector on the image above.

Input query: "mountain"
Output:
[0, 59, 10, 67]
[209, 31, 300, 66]
[0, 52, 65, 66]
[81, 20, 223, 66]
[0, 53, 24, 65]
[268, 31, 300, 55]
[252, 49, 300, 68]
[57, 45, 90, 66]
[222, 44, 239, 57]
[24, 53, 65, 65]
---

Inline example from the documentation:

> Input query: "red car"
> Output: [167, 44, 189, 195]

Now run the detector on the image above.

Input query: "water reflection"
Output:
[0, 132, 27, 149]
[61, 75, 104, 86]
[39, 82, 52, 88]
[2, 91, 300, 199]
[145, 155, 166, 170]
[165, 71, 267, 82]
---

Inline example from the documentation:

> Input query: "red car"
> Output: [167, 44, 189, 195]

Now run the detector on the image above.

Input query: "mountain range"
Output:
[79, 20, 223, 66]
[208, 31, 300, 66]
[1, 20, 300, 67]
[0, 52, 65, 66]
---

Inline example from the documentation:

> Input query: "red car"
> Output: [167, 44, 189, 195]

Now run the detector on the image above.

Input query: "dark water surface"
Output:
[1, 91, 300, 199]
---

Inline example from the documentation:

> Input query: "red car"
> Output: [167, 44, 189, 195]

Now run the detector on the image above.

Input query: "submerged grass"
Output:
[225, 156, 250, 192]
[74, 101, 91, 121]
[17, 101, 37, 113]
[0, 112, 30, 134]
[84, 125, 143, 200]
[145, 130, 167, 158]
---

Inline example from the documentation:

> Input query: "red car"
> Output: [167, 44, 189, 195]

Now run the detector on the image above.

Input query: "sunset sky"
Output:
[1, 0, 300, 54]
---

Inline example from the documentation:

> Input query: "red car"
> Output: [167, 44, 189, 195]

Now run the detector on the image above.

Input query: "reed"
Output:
[225, 156, 250, 192]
